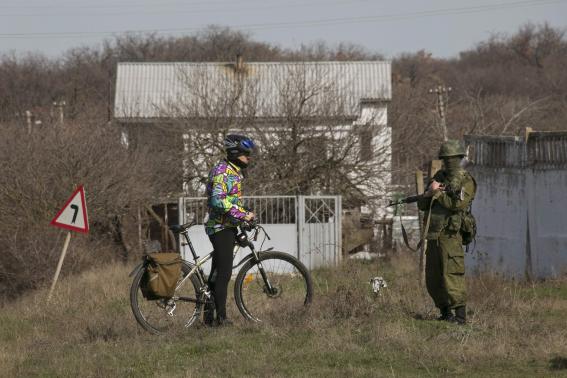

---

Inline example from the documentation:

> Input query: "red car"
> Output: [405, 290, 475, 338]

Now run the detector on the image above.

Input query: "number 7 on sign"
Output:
[70, 204, 79, 224]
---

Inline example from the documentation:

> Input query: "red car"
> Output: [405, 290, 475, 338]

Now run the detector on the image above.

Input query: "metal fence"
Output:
[178, 195, 342, 271]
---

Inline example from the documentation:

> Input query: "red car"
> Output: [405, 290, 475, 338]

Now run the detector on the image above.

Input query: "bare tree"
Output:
[155, 62, 391, 210]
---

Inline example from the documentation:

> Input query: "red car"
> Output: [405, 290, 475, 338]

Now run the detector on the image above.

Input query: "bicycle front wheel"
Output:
[130, 261, 202, 335]
[234, 251, 313, 322]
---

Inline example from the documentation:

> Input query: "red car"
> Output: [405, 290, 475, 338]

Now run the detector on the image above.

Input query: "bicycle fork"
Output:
[251, 249, 278, 296]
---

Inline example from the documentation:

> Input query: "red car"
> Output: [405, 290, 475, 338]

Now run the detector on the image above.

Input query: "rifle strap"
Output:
[400, 213, 416, 252]
[400, 198, 434, 252]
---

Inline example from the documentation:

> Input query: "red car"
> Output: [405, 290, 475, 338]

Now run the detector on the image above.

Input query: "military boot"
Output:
[453, 306, 466, 325]
[437, 307, 455, 322]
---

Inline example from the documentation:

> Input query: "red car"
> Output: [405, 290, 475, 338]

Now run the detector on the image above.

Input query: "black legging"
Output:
[208, 228, 237, 320]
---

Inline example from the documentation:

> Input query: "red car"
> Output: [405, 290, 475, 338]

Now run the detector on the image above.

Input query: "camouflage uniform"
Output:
[417, 140, 476, 323]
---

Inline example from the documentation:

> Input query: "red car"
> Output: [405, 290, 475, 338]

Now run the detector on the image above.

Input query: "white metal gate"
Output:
[298, 196, 342, 269]
[178, 195, 342, 271]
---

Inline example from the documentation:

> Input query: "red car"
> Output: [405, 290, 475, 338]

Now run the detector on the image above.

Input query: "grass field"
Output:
[1, 253, 566, 377]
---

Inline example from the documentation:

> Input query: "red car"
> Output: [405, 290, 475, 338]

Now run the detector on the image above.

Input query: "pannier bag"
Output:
[141, 252, 182, 300]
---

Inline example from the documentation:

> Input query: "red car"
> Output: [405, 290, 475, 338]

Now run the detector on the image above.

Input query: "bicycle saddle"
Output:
[169, 222, 194, 233]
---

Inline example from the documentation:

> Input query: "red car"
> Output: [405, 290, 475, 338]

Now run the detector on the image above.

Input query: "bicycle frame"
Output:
[175, 224, 277, 299]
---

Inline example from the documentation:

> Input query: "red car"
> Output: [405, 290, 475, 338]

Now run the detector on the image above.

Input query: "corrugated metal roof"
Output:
[114, 61, 391, 120]
[465, 132, 567, 169]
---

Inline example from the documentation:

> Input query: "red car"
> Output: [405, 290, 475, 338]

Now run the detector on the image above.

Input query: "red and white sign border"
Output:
[50, 185, 89, 234]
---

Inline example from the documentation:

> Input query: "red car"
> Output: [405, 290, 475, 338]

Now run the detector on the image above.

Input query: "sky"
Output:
[0, 0, 566, 59]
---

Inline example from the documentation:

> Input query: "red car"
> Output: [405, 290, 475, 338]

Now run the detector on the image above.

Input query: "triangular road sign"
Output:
[50, 185, 89, 233]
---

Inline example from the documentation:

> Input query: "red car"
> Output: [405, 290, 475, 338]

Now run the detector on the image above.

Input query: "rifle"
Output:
[387, 186, 459, 207]
[387, 195, 423, 207]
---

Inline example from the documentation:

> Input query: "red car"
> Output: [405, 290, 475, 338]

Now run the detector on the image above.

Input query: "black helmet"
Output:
[224, 134, 255, 159]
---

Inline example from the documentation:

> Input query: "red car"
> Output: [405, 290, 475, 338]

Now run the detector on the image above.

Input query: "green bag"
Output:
[141, 252, 182, 300]
[460, 173, 477, 247]
[460, 210, 476, 246]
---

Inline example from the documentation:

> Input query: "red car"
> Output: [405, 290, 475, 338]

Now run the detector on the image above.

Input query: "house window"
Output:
[359, 126, 373, 161]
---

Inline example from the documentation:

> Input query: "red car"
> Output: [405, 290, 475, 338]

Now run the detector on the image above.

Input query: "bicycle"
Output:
[129, 220, 314, 335]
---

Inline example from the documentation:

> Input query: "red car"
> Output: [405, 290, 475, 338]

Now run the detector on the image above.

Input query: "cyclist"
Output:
[204, 134, 256, 326]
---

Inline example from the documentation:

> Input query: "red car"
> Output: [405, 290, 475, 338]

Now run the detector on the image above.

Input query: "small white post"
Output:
[47, 232, 72, 302]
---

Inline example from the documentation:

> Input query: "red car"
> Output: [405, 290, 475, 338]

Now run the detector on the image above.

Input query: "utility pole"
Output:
[429, 85, 451, 141]
[53, 100, 67, 126]
[107, 68, 113, 122]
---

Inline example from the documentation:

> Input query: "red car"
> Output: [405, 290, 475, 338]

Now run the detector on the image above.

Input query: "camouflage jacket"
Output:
[417, 169, 476, 240]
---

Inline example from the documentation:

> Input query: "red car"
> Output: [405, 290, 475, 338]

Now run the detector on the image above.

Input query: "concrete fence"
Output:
[465, 132, 567, 279]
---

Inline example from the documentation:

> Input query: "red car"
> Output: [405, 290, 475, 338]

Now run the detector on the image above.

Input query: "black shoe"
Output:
[453, 306, 466, 325]
[437, 307, 454, 322]
[203, 301, 215, 326]
[215, 316, 234, 327]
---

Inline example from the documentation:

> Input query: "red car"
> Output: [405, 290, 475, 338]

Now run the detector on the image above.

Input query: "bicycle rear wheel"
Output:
[130, 261, 202, 335]
[234, 251, 313, 322]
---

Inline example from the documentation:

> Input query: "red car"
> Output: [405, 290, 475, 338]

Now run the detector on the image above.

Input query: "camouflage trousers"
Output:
[425, 234, 466, 309]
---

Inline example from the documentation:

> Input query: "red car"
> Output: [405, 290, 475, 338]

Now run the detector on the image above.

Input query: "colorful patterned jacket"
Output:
[204, 159, 248, 235]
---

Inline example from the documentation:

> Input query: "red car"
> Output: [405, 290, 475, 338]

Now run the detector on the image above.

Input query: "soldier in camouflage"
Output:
[417, 140, 476, 325]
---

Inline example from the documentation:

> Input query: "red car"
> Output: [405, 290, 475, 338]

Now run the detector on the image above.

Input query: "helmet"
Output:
[224, 134, 255, 159]
[438, 140, 465, 158]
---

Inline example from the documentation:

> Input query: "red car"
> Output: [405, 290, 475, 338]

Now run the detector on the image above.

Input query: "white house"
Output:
[114, 59, 392, 220]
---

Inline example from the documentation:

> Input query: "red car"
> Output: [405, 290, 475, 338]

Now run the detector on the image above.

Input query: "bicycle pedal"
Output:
[166, 303, 177, 316]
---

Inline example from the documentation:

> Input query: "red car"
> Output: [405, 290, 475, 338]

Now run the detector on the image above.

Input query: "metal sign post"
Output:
[47, 232, 72, 302]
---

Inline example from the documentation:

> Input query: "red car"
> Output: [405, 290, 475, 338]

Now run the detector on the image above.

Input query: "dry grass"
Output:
[1, 253, 566, 377]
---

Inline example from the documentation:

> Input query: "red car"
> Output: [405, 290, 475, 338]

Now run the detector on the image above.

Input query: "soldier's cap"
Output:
[438, 140, 466, 158]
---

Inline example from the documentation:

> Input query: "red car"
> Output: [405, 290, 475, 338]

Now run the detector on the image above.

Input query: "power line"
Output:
[0, 0, 369, 14]
[0, 0, 564, 39]
[0, 0, 260, 8]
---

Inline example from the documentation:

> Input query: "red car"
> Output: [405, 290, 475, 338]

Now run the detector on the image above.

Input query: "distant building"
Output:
[114, 58, 393, 221]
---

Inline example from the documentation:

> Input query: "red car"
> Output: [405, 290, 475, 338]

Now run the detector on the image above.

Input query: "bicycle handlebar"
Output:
[170, 219, 271, 244]
[240, 220, 271, 241]
[240, 219, 257, 231]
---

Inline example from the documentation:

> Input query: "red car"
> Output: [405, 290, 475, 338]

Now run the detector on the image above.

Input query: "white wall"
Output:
[466, 168, 528, 277]
[354, 103, 391, 219]
[528, 169, 567, 277]
[467, 166, 567, 278]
